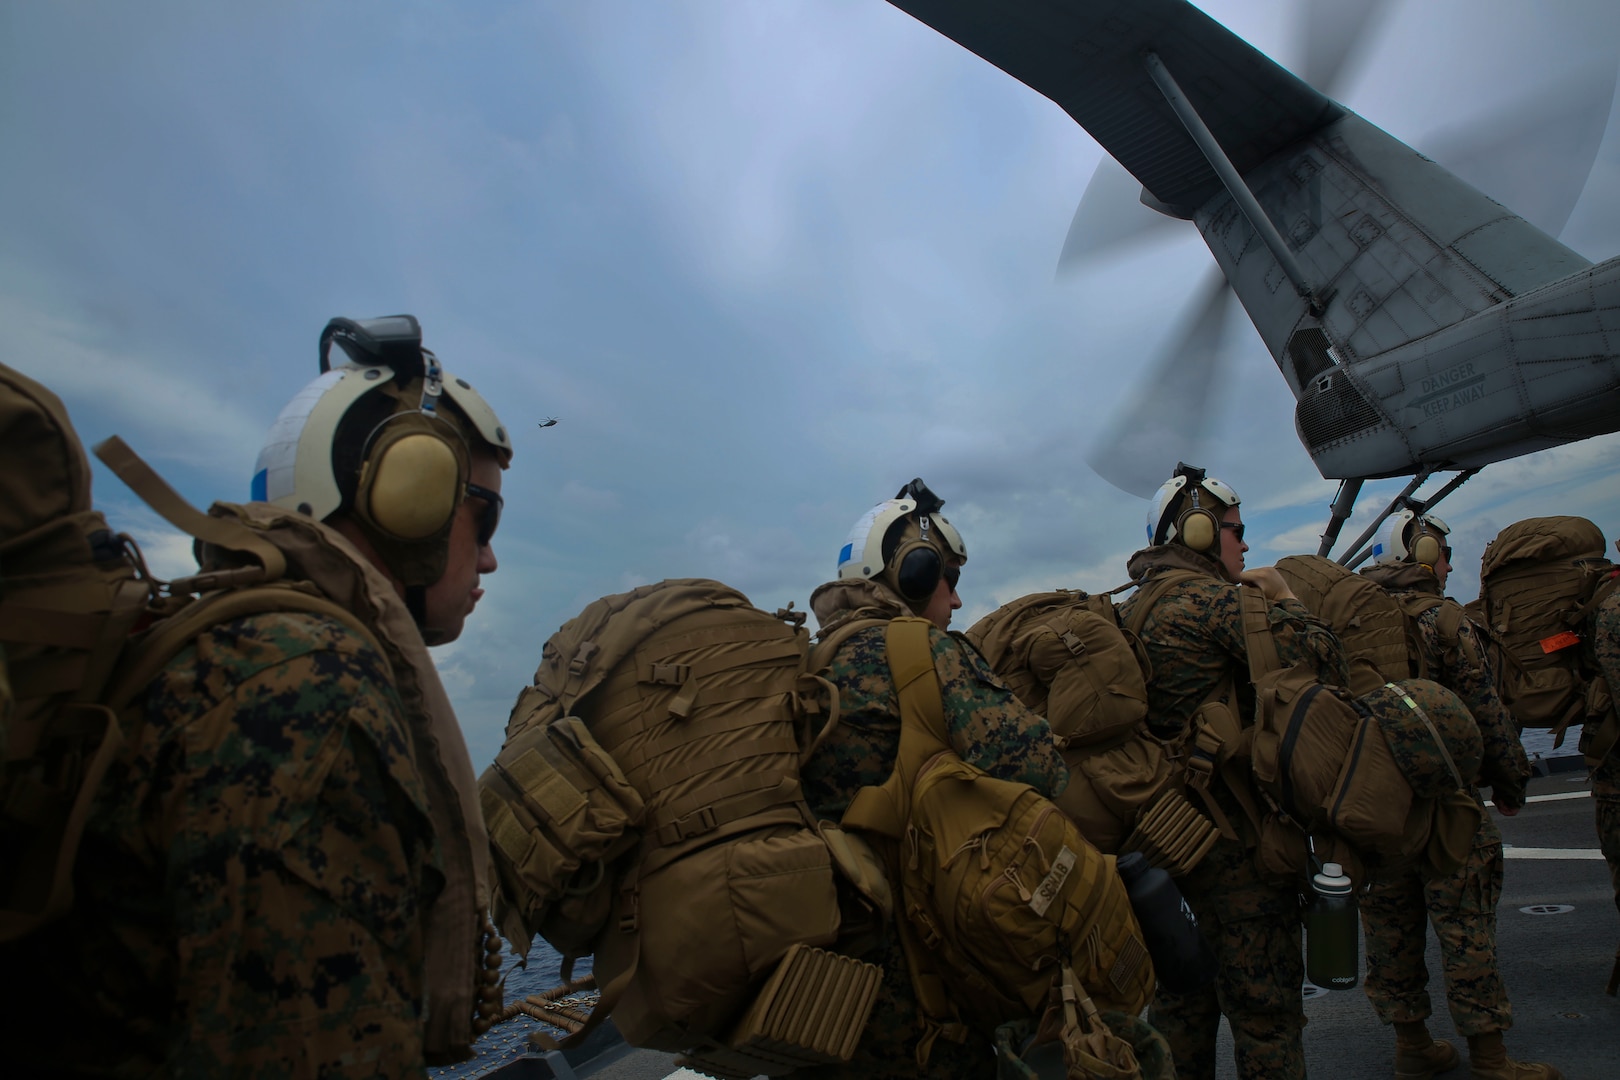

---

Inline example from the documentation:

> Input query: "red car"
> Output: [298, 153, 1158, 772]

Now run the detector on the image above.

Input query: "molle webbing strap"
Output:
[585, 635, 803, 725]
[606, 704, 797, 775]
[648, 777, 804, 849]
[1573, 572, 1620, 654]
[93, 436, 287, 585]
[0, 578, 150, 703]
[648, 740, 802, 797]
[1240, 586, 1281, 684]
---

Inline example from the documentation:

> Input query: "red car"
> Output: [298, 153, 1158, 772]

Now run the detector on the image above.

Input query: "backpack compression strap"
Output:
[842, 615, 971, 1064]
[93, 437, 288, 589]
[841, 617, 949, 840]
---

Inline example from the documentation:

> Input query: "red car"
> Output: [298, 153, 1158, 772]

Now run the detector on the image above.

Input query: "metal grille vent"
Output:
[1288, 327, 1337, 387]
[1296, 374, 1383, 448]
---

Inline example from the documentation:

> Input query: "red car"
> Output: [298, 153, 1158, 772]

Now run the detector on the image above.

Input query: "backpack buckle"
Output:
[658, 805, 718, 845]
[648, 662, 691, 685]
[1185, 727, 1223, 791]
[569, 642, 599, 677]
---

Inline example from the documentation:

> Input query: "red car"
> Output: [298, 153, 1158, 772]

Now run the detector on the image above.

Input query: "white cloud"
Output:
[3, 0, 1618, 777]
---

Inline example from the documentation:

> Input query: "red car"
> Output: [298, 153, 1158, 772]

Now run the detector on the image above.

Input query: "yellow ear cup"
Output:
[363, 432, 461, 539]
[1179, 507, 1218, 552]
[1412, 532, 1442, 567]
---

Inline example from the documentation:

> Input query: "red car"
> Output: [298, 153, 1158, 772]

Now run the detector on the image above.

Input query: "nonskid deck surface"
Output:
[452, 766, 1619, 1080]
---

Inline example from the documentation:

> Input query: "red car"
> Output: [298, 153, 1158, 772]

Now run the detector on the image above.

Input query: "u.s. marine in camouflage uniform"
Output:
[1587, 555, 1620, 981]
[1120, 464, 1349, 1080]
[798, 479, 1068, 1080]
[1357, 511, 1556, 1080]
[0, 316, 512, 1077]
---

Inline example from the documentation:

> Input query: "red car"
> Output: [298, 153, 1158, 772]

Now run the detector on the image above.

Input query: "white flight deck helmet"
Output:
[837, 478, 967, 607]
[1370, 509, 1452, 570]
[251, 315, 512, 631]
[1147, 462, 1241, 554]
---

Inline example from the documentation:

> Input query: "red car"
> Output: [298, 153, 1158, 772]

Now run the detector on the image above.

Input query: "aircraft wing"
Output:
[888, 0, 1343, 218]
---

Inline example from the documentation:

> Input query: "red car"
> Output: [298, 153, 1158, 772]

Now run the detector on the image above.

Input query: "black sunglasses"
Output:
[943, 564, 962, 591]
[1220, 521, 1246, 543]
[465, 482, 503, 547]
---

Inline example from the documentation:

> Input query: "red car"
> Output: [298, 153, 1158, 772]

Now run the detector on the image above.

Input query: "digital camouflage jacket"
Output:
[1118, 545, 1350, 740]
[802, 578, 1068, 822]
[1361, 563, 1530, 807]
[797, 578, 1067, 1080]
[0, 505, 489, 1079]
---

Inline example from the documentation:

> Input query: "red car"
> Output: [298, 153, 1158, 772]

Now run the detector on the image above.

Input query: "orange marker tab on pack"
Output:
[1539, 631, 1581, 654]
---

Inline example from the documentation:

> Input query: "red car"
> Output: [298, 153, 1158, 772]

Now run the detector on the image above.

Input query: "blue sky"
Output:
[4, 0, 1618, 770]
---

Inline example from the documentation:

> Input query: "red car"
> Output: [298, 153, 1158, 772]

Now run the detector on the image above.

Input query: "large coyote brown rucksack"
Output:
[965, 589, 1217, 873]
[842, 617, 1154, 1066]
[1469, 516, 1618, 737]
[1276, 554, 1432, 695]
[0, 364, 384, 943]
[0, 366, 151, 940]
[1245, 666, 1485, 881]
[480, 580, 887, 1077]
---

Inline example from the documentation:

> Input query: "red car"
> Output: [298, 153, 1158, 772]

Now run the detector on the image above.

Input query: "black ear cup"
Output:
[894, 544, 943, 603]
[1178, 507, 1220, 553]
[1412, 531, 1442, 567]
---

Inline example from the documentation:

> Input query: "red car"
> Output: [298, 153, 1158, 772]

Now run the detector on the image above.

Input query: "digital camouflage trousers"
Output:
[1360, 819, 1511, 1037]
[1147, 837, 1306, 1080]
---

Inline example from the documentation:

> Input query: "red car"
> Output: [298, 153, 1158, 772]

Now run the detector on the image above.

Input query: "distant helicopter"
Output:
[887, 0, 1620, 563]
[538, 417, 560, 428]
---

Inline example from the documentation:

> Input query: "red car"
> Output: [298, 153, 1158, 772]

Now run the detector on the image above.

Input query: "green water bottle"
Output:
[1305, 862, 1358, 990]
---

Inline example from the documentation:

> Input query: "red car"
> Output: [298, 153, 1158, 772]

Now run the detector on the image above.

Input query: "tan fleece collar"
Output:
[810, 577, 913, 633]
[1126, 543, 1231, 583]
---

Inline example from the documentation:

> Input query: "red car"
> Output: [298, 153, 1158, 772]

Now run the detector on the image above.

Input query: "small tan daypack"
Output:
[481, 580, 887, 1076]
[964, 589, 1151, 749]
[842, 617, 1153, 1068]
[1469, 517, 1618, 743]
[965, 588, 1217, 873]
[1248, 664, 1413, 861]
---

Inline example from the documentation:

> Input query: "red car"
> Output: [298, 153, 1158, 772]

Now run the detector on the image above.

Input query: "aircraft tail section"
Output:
[1207, 111, 1593, 399]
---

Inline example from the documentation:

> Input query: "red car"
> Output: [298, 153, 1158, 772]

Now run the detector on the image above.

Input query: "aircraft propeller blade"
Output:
[1420, 64, 1617, 239]
[1055, 157, 1183, 277]
[1057, 0, 1391, 279]
[1085, 271, 1232, 498]
[1296, 0, 1392, 92]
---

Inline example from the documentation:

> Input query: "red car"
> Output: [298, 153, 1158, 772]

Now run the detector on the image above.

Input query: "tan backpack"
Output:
[1248, 664, 1414, 863]
[841, 617, 1153, 1067]
[1276, 554, 1425, 695]
[964, 589, 1151, 749]
[0, 366, 391, 943]
[1470, 516, 1618, 738]
[965, 589, 1216, 874]
[481, 580, 887, 1076]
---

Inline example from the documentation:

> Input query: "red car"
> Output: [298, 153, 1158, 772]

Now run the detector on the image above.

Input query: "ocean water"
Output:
[429, 941, 594, 1078]
[1521, 723, 1585, 765]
